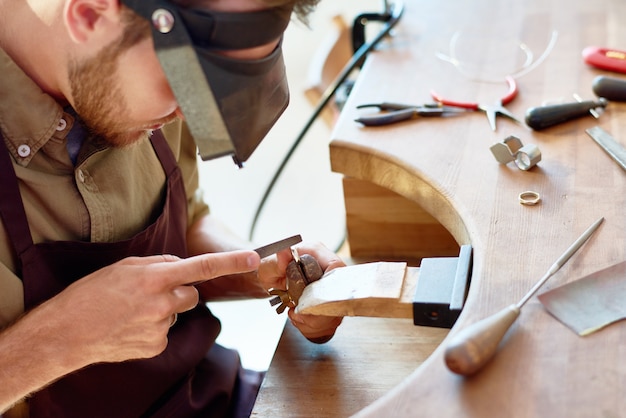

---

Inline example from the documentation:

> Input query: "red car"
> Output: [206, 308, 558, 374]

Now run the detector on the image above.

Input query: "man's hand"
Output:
[258, 242, 344, 343]
[0, 250, 260, 413]
[52, 251, 260, 365]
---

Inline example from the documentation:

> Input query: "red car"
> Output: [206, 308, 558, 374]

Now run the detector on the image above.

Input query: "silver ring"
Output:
[519, 191, 541, 206]
[514, 144, 542, 171]
[169, 313, 178, 327]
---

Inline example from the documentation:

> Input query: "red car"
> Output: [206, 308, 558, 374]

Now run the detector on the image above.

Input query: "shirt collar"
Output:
[0, 48, 70, 166]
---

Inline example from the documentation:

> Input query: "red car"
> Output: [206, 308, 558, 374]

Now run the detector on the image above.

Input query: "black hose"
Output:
[248, 1, 406, 248]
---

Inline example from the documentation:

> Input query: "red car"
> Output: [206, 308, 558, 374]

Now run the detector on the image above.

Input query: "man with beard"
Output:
[0, 0, 344, 417]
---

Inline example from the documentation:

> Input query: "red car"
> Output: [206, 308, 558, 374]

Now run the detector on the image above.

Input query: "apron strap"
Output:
[149, 130, 178, 177]
[0, 129, 178, 279]
[0, 133, 36, 268]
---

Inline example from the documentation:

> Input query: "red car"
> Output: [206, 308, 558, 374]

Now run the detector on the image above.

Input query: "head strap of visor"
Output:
[179, 6, 292, 50]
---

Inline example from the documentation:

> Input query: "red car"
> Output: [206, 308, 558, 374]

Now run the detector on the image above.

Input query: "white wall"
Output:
[203, 0, 384, 371]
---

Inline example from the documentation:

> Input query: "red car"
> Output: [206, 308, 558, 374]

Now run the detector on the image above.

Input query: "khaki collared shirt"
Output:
[0, 49, 209, 328]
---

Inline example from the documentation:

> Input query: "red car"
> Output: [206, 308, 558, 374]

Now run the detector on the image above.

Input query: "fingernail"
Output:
[290, 316, 304, 325]
[248, 252, 260, 268]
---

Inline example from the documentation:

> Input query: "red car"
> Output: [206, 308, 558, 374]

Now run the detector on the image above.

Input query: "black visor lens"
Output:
[196, 44, 290, 161]
[122, 0, 294, 163]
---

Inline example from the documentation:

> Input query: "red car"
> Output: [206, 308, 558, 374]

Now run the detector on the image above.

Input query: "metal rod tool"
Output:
[444, 217, 604, 376]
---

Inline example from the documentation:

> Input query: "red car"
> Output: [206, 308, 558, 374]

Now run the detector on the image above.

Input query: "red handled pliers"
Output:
[430, 76, 521, 131]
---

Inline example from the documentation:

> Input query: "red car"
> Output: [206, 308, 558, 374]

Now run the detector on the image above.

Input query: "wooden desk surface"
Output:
[255, 0, 626, 416]
[251, 318, 447, 418]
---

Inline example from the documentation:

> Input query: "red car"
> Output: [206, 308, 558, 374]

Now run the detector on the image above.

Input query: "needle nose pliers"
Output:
[354, 102, 467, 127]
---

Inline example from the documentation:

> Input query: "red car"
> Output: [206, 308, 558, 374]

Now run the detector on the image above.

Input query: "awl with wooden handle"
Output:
[444, 217, 604, 376]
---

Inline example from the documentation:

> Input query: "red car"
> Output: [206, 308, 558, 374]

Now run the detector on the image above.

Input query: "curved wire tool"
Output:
[430, 76, 520, 131]
[354, 102, 467, 126]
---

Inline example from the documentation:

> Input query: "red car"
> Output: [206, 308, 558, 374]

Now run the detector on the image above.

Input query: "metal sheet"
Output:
[538, 261, 626, 336]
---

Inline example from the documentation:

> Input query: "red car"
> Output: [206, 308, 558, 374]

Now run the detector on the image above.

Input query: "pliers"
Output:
[354, 102, 467, 127]
[430, 76, 521, 131]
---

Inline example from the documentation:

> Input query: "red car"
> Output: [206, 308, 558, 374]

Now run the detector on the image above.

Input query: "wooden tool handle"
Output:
[444, 304, 521, 376]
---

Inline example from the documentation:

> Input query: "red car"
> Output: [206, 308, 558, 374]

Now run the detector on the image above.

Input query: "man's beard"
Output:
[67, 12, 175, 148]
[68, 42, 149, 148]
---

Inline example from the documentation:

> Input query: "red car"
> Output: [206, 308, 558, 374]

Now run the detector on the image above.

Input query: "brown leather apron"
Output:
[0, 131, 245, 418]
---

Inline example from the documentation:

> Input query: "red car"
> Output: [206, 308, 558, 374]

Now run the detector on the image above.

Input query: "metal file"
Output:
[585, 126, 626, 172]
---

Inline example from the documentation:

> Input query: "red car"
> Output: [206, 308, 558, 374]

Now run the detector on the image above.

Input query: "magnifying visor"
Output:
[123, 0, 293, 166]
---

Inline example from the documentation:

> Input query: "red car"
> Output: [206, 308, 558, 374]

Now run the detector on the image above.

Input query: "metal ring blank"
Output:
[519, 191, 541, 206]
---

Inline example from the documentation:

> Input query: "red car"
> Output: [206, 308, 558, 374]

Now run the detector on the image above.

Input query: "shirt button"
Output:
[56, 118, 67, 131]
[77, 169, 85, 183]
[17, 144, 31, 158]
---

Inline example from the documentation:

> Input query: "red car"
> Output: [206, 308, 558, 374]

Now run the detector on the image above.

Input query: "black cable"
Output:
[248, 1, 405, 247]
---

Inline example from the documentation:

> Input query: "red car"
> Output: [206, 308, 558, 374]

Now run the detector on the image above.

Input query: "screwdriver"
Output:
[444, 217, 604, 376]
[525, 98, 607, 130]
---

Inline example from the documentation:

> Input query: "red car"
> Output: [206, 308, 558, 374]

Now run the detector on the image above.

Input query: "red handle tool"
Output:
[582, 46, 626, 74]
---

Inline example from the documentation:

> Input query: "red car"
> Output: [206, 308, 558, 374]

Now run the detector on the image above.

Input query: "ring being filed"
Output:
[519, 191, 541, 206]
[169, 313, 178, 327]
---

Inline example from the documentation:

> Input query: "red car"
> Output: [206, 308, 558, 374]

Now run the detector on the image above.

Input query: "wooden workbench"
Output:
[253, 0, 626, 416]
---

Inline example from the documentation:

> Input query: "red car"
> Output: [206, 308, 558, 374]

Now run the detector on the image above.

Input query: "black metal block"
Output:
[412, 245, 472, 328]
